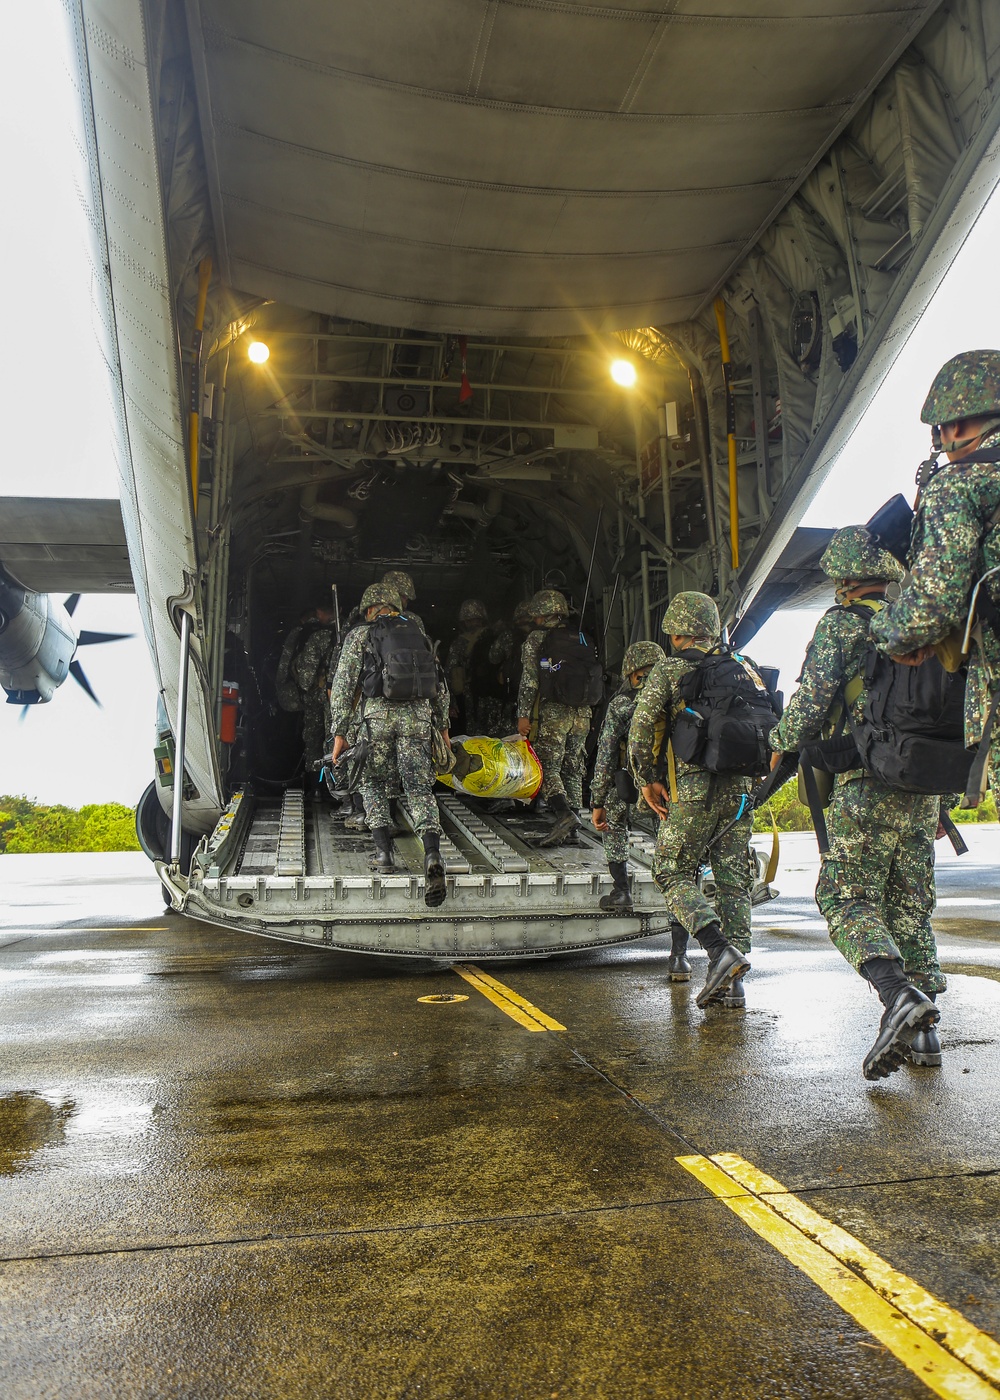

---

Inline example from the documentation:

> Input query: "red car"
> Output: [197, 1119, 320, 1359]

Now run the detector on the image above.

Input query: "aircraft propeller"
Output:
[66, 596, 132, 708]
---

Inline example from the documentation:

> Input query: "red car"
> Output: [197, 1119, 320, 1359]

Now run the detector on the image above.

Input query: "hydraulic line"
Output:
[188, 256, 212, 509]
[170, 609, 192, 866]
[713, 297, 739, 571]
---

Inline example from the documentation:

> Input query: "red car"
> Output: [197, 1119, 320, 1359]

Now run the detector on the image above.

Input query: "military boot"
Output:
[862, 986, 939, 1081]
[539, 795, 579, 847]
[599, 861, 632, 913]
[422, 831, 447, 909]
[370, 827, 396, 874]
[667, 923, 692, 982]
[695, 923, 751, 1009]
[906, 1026, 943, 1067]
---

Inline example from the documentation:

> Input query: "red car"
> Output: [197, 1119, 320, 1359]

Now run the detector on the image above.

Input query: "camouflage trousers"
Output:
[602, 788, 630, 863]
[535, 702, 592, 807]
[815, 777, 945, 995]
[359, 699, 441, 838]
[302, 696, 330, 767]
[651, 771, 753, 953]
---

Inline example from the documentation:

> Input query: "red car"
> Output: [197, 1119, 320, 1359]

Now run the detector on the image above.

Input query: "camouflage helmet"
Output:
[383, 569, 415, 601]
[921, 351, 1000, 425]
[458, 597, 488, 624]
[513, 599, 535, 627]
[528, 588, 569, 620]
[820, 526, 904, 583]
[661, 592, 720, 639]
[621, 641, 664, 677]
[360, 581, 402, 612]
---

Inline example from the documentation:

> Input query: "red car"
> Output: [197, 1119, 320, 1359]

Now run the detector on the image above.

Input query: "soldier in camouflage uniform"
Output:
[329, 581, 451, 907]
[446, 598, 489, 733]
[275, 605, 338, 769]
[326, 600, 373, 827]
[475, 600, 534, 736]
[517, 589, 596, 846]
[771, 527, 942, 1079]
[870, 350, 1000, 798]
[627, 592, 754, 1009]
[590, 640, 692, 975]
[591, 642, 664, 884]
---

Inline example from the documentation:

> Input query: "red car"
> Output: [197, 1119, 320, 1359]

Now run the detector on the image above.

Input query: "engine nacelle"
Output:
[0, 567, 77, 704]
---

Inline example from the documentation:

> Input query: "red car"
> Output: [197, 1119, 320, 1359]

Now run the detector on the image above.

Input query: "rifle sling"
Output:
[799, 762, 830, 855]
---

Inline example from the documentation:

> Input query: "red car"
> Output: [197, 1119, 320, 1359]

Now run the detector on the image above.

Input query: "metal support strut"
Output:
[169, 609, 192, 865]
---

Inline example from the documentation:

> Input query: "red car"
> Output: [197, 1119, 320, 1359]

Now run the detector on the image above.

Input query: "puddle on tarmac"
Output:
[0, 1091, 76, 1175]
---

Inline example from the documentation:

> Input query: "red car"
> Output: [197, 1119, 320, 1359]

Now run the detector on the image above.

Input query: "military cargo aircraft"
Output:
[1, 0, 998, 956]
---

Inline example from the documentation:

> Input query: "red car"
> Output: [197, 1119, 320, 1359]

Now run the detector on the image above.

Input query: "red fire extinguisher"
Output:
[220, 680, 240, 744]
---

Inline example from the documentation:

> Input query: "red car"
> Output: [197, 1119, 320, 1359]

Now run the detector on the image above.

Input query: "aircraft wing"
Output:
[729, 528, 835, 650]
[0, 498, 132, 594]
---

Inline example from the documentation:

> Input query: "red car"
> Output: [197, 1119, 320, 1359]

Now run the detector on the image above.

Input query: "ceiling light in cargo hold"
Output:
[610, 358, 638, 388]
[247, 340, 270, 364]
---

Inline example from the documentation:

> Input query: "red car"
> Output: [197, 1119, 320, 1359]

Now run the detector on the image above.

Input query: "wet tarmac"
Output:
[1, 836, 999, 1399]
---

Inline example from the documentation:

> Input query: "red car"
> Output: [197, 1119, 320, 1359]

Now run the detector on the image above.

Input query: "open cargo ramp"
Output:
[161, 792, 675, 959]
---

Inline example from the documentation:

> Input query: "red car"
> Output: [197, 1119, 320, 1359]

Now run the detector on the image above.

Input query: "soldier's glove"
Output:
[333, 739, 370, 791]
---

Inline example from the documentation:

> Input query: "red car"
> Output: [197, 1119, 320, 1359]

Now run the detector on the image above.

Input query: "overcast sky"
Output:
[1, 3, 999, 807]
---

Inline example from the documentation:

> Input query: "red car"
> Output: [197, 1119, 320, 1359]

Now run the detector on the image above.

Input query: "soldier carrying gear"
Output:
[773, 526, 943, 1079]
[627, 591, 759, 1010]
[590, 642, 693, 963]
[446, 598, 490, 732]
[871, 349, 1000, 809]
[472, 600, 537, 737]
[329, 581, 451, 907]
[274, 603, 338, 769]
[518, 588, 602, 847]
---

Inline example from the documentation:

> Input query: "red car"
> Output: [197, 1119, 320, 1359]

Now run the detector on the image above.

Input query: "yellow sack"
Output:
[438, 735, 543, 802]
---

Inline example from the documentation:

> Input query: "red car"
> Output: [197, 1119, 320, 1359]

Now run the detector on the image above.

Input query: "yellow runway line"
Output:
[453, 964, 566, 1032]
[678, 1153, 1000, 1400]
[713, 1153, 1000, 1387]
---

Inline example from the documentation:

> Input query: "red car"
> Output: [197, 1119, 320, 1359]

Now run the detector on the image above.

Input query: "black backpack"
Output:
[848, 647, 971, 794]
[469, 628, 507, 700]
[538, 627, 604, 707]
[360, 615, 438, 701]
[671, 648, 781, 777]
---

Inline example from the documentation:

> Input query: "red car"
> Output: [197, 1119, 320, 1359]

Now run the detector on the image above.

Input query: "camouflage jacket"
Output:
[627, 648, 754, 793]
[446, 628, 484, 696]
[276, 622, 336, 710]
[488, 624, 515, 668]
[591, 690, 638, 808]
[329, 622, 449, 738]
[869, 439, 1000, 744]
[770, 603, 877, 779]
[294, 625, 337, 700]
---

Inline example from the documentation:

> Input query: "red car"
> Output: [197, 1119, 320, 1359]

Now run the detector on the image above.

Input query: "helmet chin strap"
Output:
[931, 415, 1000, 455]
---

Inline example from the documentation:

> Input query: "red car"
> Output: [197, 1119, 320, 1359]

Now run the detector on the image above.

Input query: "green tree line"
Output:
[752, 777, 997, 832]
[0, 796, 140, 854]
